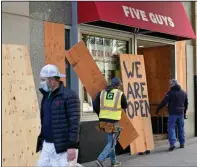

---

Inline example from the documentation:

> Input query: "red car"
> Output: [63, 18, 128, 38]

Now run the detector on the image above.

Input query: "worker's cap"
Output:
[111, 77, 122, 87]
[40, 64, 66, 78]
[169, 79, 179, 87]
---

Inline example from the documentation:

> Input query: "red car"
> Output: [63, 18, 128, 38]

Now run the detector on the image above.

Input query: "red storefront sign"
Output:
[78, 2, 196, 40]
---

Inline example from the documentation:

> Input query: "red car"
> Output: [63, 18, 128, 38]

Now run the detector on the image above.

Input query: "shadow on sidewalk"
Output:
[83, 138, 197, 167]
[82, 148, 169, 167]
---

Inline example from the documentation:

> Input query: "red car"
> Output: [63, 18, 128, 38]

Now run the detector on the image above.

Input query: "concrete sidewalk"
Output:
[82, 137, 197, 167]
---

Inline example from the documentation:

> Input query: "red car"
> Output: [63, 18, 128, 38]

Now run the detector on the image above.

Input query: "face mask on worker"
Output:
[40, 80, 50, 92]
[40, 77, 57, 92]
[40, 78, 54, 92]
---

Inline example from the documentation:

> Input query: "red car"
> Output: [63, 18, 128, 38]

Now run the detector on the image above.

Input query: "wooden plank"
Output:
[120, 54, 154, 154]
[44, 21, 66, 85]
[176, 41, 187, 91]
[65, 41, 139, 149]
[65, 41, 108, 100]
[138, 46, 172, 104]
[119, 111, 139, 149]
[2, 44, 40, 166]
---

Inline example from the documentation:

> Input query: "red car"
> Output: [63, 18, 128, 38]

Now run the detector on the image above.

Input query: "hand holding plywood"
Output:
[65, 41, 139, 149]
[2, 45, 40, 166]
[120, 54, 154, 154]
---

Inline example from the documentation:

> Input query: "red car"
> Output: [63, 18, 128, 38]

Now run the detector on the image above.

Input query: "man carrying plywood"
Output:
[36, 64, 81, 167]
[93, 78, 128, 167]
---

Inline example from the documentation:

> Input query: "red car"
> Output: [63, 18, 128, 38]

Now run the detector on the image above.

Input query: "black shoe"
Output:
[168, 146, 175, 151]
[111, 161, 122, 167]
[95, 160, 104, 167]
[138, 152, 145, 155]
[180, 144, 185, 148]
[145, 150, 151, 154]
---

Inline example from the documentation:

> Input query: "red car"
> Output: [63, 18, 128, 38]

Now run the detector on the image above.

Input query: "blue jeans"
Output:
[97, 133, 117, 164]
[168, 115, 185, 147]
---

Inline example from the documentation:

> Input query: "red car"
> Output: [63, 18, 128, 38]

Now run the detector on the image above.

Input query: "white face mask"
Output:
[40, 81, 50, 92]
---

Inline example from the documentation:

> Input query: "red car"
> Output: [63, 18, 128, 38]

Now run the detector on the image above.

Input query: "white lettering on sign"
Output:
[122, 6, 130, 17]
[122, 5, 175, 28]
[140, 10, 148, 22]
[168, 17, 175, 27]
[122, 6, 148, 21]
[149, 13, 157, 24]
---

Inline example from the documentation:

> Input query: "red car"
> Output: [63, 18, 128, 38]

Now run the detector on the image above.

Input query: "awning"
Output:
[78, 2, 196, 40]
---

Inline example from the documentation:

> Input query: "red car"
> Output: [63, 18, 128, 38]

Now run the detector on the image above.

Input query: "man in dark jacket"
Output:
[156, 79, 188, 151]
[36, 64, 80, 166]
[93, 78, 128, 167]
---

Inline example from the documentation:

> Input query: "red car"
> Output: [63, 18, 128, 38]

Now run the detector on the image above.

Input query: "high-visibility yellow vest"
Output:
[99, 89, 123, 121]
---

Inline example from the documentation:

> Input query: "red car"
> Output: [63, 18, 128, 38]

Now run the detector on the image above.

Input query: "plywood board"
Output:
[65, 41, 139, 148]
[2, 44, 40, 166]
[119, 111, 139, 149]
[44, 21, 66, 85]
[138, 46, 172, 104]
[65, 41, 108, 100]
[120, 54, 154, 154]
[176, 41, 187, 91]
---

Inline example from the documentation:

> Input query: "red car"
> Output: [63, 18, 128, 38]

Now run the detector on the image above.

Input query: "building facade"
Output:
[2, 1, 197, 163]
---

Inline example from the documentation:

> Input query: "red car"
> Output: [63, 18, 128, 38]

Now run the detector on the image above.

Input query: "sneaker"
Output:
[111, 161, 122, 167]
[95, 160, 104, 167]
[168, 146, 175, 151]
[180, 144, 185, 148]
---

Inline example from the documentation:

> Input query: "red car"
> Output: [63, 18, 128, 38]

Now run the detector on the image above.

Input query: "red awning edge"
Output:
[78, 2, 196, 40]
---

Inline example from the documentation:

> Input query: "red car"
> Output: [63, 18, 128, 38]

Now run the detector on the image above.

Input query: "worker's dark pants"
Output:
[168, 115, 185, 147]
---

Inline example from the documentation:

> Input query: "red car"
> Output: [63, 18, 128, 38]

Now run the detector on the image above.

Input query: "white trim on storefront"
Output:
[137, 34, 175, 45]
[79, 24, 134, 41]
[64, 25, 71, 29]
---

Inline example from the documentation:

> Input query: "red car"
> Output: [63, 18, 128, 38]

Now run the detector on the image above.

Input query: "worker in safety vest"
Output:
[93, 77, 128, 167]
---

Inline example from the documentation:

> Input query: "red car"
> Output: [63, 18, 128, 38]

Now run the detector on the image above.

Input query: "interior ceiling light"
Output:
[138, 45, 144, 48]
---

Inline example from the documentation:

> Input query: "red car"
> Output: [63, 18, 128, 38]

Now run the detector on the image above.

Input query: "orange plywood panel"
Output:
[44, 21, 66, 85]
[65, 41, 108, 100]
[176, 41, 187, 92]
[119, 111, 139, 149]
[65, 41, 138, 149]
[2, 44, 40, 166]
[138, 46, 172, 104]
[120, 54, 154, 154]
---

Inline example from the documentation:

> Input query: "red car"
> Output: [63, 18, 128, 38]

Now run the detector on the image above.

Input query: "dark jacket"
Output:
[93, 87, 128, 123]
[36, 81, 80, 154]
[156, 85, 188, 115]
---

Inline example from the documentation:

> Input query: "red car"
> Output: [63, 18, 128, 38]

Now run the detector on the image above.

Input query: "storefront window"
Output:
[81, 34, 129, 113]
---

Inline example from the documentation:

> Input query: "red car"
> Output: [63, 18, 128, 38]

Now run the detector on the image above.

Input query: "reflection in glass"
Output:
[81, 34, 128, 112]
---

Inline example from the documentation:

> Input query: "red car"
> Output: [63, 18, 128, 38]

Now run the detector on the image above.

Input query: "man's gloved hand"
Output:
[184, 114, 188, 119]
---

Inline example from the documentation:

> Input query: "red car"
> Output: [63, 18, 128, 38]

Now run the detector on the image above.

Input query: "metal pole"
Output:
[162, 108, 164, 134]
[157, 114, 159, 134]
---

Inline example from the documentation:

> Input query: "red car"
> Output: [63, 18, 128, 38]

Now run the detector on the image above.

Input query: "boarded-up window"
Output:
[176, 41, 187, 91]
